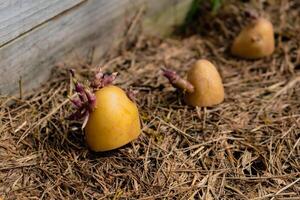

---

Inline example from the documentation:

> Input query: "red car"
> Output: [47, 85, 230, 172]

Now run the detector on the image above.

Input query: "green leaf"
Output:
[211, 0, 222, 14]
[184, 0, 201, 25]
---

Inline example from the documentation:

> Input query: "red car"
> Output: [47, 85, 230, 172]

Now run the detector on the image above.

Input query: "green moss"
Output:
[143, 0, 223, 37]
[143, 0, 194, 37]
[211, 0, 223, 14]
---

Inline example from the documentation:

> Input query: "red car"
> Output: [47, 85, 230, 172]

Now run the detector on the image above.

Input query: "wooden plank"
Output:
[0, 0, 193, 96]
[0, 0, 84, 47]
[0, 0, 141, 95]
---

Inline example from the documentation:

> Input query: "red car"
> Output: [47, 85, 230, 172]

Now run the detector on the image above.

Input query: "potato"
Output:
[164, 59, 224, 107]
[231, 17, 275, 59]
[184, 60, 224, 107]
[85, 85, 141, 152]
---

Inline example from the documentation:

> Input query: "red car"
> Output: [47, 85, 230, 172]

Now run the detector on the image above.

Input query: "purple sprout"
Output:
[163, 69, 179, 83]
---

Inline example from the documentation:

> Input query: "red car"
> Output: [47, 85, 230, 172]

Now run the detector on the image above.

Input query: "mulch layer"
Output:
[1, 0, 299, 199]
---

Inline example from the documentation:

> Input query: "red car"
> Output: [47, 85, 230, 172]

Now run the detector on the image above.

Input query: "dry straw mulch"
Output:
[1, 0, 299, 199]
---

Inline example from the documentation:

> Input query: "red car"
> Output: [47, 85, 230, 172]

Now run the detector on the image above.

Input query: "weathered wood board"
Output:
[0, 0, 193, 96]
[0, 0, 85, 47]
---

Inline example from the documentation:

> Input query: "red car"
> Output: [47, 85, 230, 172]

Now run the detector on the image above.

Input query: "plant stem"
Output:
[163, 69, 194, 93]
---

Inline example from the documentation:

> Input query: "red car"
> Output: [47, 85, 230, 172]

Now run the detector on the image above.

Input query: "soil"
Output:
[1, 0, 299, 199]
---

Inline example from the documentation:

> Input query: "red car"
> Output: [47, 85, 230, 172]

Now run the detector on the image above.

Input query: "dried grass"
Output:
[1, 1, 300, 199]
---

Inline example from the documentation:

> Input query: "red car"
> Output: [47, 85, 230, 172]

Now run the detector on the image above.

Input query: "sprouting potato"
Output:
[164, 59, 224, 107]
[69, 70, 141, 152]
[84, 85, 141, 152]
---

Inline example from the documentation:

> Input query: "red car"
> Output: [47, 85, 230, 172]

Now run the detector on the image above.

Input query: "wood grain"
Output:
[0, 0, 192, 95]
[0, 0, 85, 47]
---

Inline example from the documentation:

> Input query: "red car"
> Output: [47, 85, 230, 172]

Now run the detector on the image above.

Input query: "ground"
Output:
[0, 0, 299, 199]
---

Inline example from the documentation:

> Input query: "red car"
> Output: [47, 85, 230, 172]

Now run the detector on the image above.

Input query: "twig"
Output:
[156, 116, 198, 142]
[271, 76, 300, 100]
[225, 184, 249, 200]
[270, 177, 300, 200]
[17, 96, 74, 144]
[19, 76, 23, 99]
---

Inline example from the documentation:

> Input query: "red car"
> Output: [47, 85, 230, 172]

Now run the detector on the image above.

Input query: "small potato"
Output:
[231, 18, 275, 59]
[70, 71, 141, 152]
[85, 86, 141, 152]
[164, 59, 224, 107]
[184, 60, 224, 107]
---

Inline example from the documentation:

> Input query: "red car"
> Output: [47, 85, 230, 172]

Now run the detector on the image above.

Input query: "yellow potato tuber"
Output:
[85, 85, 141, 152]
[69, 70, 141, 152]
[163, 59, 224, 107]
[231, 17, 275, 59]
